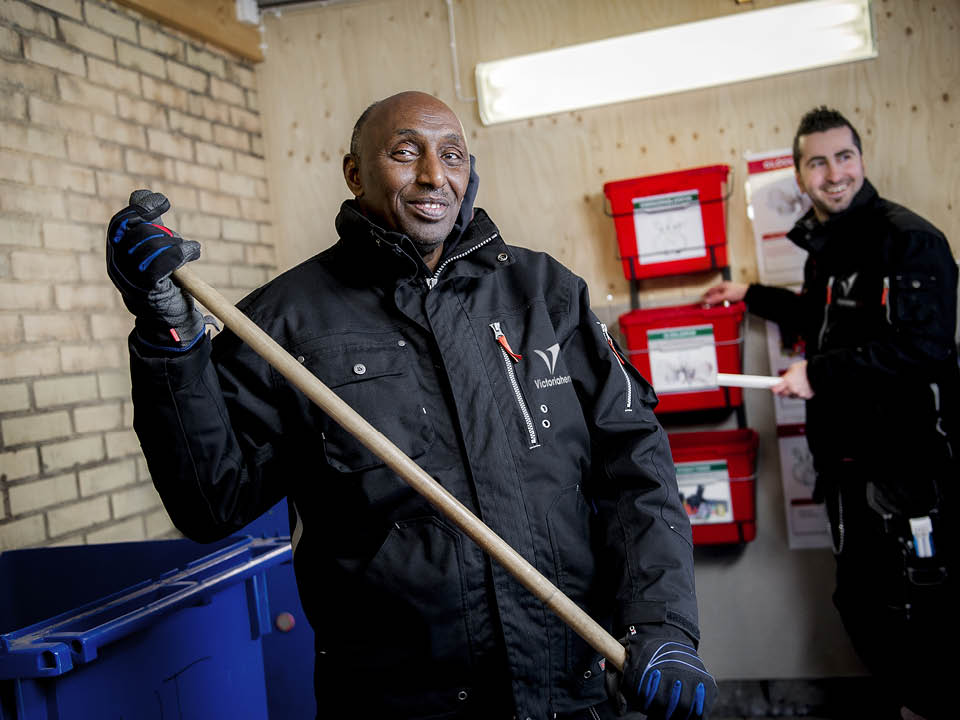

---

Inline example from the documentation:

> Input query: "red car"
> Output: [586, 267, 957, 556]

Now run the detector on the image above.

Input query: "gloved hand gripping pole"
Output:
[170, 263, 628, 672]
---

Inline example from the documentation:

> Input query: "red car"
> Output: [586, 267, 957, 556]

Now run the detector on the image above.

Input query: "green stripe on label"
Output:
[676, 462, 728, 475]
[647, 327, 714, 341]
[633, 191, 699, 211]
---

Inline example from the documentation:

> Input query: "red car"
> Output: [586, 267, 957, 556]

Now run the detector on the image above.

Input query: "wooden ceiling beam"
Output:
[114, 0, 263, 63]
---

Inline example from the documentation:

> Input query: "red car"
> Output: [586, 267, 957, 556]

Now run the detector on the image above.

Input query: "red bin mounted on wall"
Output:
[619, 302, 745, 414]
[668, 429, 760, 544]
[603, 164, 730, 280]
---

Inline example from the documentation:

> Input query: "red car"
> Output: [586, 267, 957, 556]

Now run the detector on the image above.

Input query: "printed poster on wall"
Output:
[744, 149, 829, 549]
[777, 426, 831, 549]
[744, 149, 811, 286]
[632, 189, 707, 265]
[764, 316, 807, 427]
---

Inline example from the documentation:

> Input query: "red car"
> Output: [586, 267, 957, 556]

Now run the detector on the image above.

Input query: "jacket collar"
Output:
[788, 178, 880, 254]
[332, 201, 509, 288]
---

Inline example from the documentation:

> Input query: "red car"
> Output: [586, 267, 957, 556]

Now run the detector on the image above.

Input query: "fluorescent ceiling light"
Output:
[475, 0, 876, 125]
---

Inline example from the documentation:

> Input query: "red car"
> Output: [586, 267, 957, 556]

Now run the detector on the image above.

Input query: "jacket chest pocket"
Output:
[298, 340, 435, 473]
[891, 272, 942, 329]
[818, 273, 887, 347]
[488, 319, 564, 451]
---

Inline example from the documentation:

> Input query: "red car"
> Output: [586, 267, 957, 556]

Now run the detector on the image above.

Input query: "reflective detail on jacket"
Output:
[129, 202, 698, 718]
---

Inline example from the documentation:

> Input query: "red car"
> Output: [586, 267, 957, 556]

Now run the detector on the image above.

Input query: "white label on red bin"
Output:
[647, 324, 718, 394]
[675, 460, 733, 525]
[632, 189, 706, 265]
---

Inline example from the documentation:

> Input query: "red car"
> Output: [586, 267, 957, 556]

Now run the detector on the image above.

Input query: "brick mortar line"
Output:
[0, 21, 257, 117]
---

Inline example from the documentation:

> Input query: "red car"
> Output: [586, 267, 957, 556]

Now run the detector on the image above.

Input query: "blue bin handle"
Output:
[0, 537, 291, 679]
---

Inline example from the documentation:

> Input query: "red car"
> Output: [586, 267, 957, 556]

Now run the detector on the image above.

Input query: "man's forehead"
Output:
[365, 95, 465, 143]
[799, 126, 857, 156]
[392, 125, 465, 142]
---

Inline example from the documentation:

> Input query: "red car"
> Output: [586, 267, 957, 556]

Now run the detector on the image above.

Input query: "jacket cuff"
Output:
[629, 621, 697, 647]
[615, 600, 665, 633]
[615, 601, 700, 646]
[129, 330, 212, 391]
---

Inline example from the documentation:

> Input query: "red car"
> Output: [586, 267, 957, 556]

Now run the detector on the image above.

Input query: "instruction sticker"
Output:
[647, 325, 718, 394]
[632, 189, 706, 265]
[675, 460, 733, 525]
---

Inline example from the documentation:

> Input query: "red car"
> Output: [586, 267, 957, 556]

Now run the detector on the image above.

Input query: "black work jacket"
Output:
[744, 180, 959, 513]
[129, 202, 697, 719]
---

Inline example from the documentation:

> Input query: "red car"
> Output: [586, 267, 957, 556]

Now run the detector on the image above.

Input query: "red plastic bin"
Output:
[619, 302, 745, 414]
[603, 164, 730, 280]
[668, 429, 759, 544]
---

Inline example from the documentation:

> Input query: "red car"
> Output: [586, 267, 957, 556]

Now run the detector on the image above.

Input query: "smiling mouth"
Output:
[823, 183, 850, 198]
[407, 200, 450, 220]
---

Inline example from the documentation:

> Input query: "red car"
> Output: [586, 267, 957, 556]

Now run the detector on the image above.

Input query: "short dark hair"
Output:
[349, 100, 381, 161]
[792, 106, 862, 166]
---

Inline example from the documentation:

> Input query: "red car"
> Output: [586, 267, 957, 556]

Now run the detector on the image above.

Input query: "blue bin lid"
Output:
[0, 536, 291, 680]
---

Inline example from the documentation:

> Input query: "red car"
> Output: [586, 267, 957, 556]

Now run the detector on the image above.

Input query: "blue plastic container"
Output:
[0, 536, 289, 720]
[237, 500, 317, 719]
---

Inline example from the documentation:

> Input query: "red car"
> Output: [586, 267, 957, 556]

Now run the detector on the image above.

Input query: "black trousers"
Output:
[825, 466, 956, 720]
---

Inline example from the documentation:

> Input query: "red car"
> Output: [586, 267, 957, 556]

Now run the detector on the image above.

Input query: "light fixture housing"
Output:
[475, 0, 876, 125]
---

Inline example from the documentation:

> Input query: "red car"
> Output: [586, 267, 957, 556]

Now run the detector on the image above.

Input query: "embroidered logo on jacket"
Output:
[531, 343, 571, 390]
[839, 272, 858, 296]
[533, 343, 560, 374]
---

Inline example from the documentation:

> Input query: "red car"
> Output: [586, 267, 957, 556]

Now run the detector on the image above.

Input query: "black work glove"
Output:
[605, 624, 717, 719]
[106, 190, 205, 353]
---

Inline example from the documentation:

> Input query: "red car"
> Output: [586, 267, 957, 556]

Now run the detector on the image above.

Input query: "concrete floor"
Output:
[711, 677, 904, 719]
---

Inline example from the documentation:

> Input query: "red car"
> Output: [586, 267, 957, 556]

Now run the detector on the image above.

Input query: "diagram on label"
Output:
[676, 460, 733, 525]
[647, 324, 719, 394]
[632, 189, 706, 265]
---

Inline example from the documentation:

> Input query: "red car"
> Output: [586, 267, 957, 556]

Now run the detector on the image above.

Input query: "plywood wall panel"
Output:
[254, 0, 959, 682]
[259, 0, 957, 313]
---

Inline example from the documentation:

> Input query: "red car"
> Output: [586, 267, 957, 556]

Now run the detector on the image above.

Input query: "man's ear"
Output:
[343, 154, 363, 197]
[794, 168, 807, 195]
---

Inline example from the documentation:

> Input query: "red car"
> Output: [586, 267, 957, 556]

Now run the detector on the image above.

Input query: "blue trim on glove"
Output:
[692, 682, 705, 718]
[138, 244, 174, 271]
[128, 233, 166, 254]
[666, 679, 682, 718]
[642, 668, 661, 709]
[112, 216, 133, 243]
[629, 637, 717, 719]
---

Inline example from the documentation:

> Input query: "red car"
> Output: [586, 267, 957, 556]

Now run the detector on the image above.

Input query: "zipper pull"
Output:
[881, 276, 891, 324]
[825, 276, 835, 306]
[490, 322, 522, 362]
[599, 322, 625, 365]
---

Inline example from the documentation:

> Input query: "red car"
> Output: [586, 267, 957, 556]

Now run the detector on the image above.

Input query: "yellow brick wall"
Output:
[0, 0, 275, 549]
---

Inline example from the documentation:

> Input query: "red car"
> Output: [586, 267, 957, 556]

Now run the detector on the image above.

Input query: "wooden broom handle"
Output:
[172, 264, 627, 671]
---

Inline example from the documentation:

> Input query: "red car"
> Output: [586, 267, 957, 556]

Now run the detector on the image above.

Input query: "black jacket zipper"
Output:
[599, 322, 633, 412]
[490, 321, 539, 449]
[425, 232, 499, 289]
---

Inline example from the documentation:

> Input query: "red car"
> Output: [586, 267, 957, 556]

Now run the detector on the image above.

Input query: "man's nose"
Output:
[416, 153, 444, 187]
[826, 160, 842, 181]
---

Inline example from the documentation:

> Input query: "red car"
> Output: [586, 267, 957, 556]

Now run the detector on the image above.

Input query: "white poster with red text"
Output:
[745, 150, 810, 287]
[745, 150, 829, 548]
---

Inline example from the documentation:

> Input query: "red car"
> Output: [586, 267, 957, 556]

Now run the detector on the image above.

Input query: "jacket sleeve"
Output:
[807, 231, 958, 394]
[561, 276, 700, 644]
[129, 326, 293, 542]
[743, 282, 804, 323]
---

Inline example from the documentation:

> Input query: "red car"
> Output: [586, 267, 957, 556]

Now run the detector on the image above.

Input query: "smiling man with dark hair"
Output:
[706, 106, 957, 720]
[105, 91, 714, 719]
